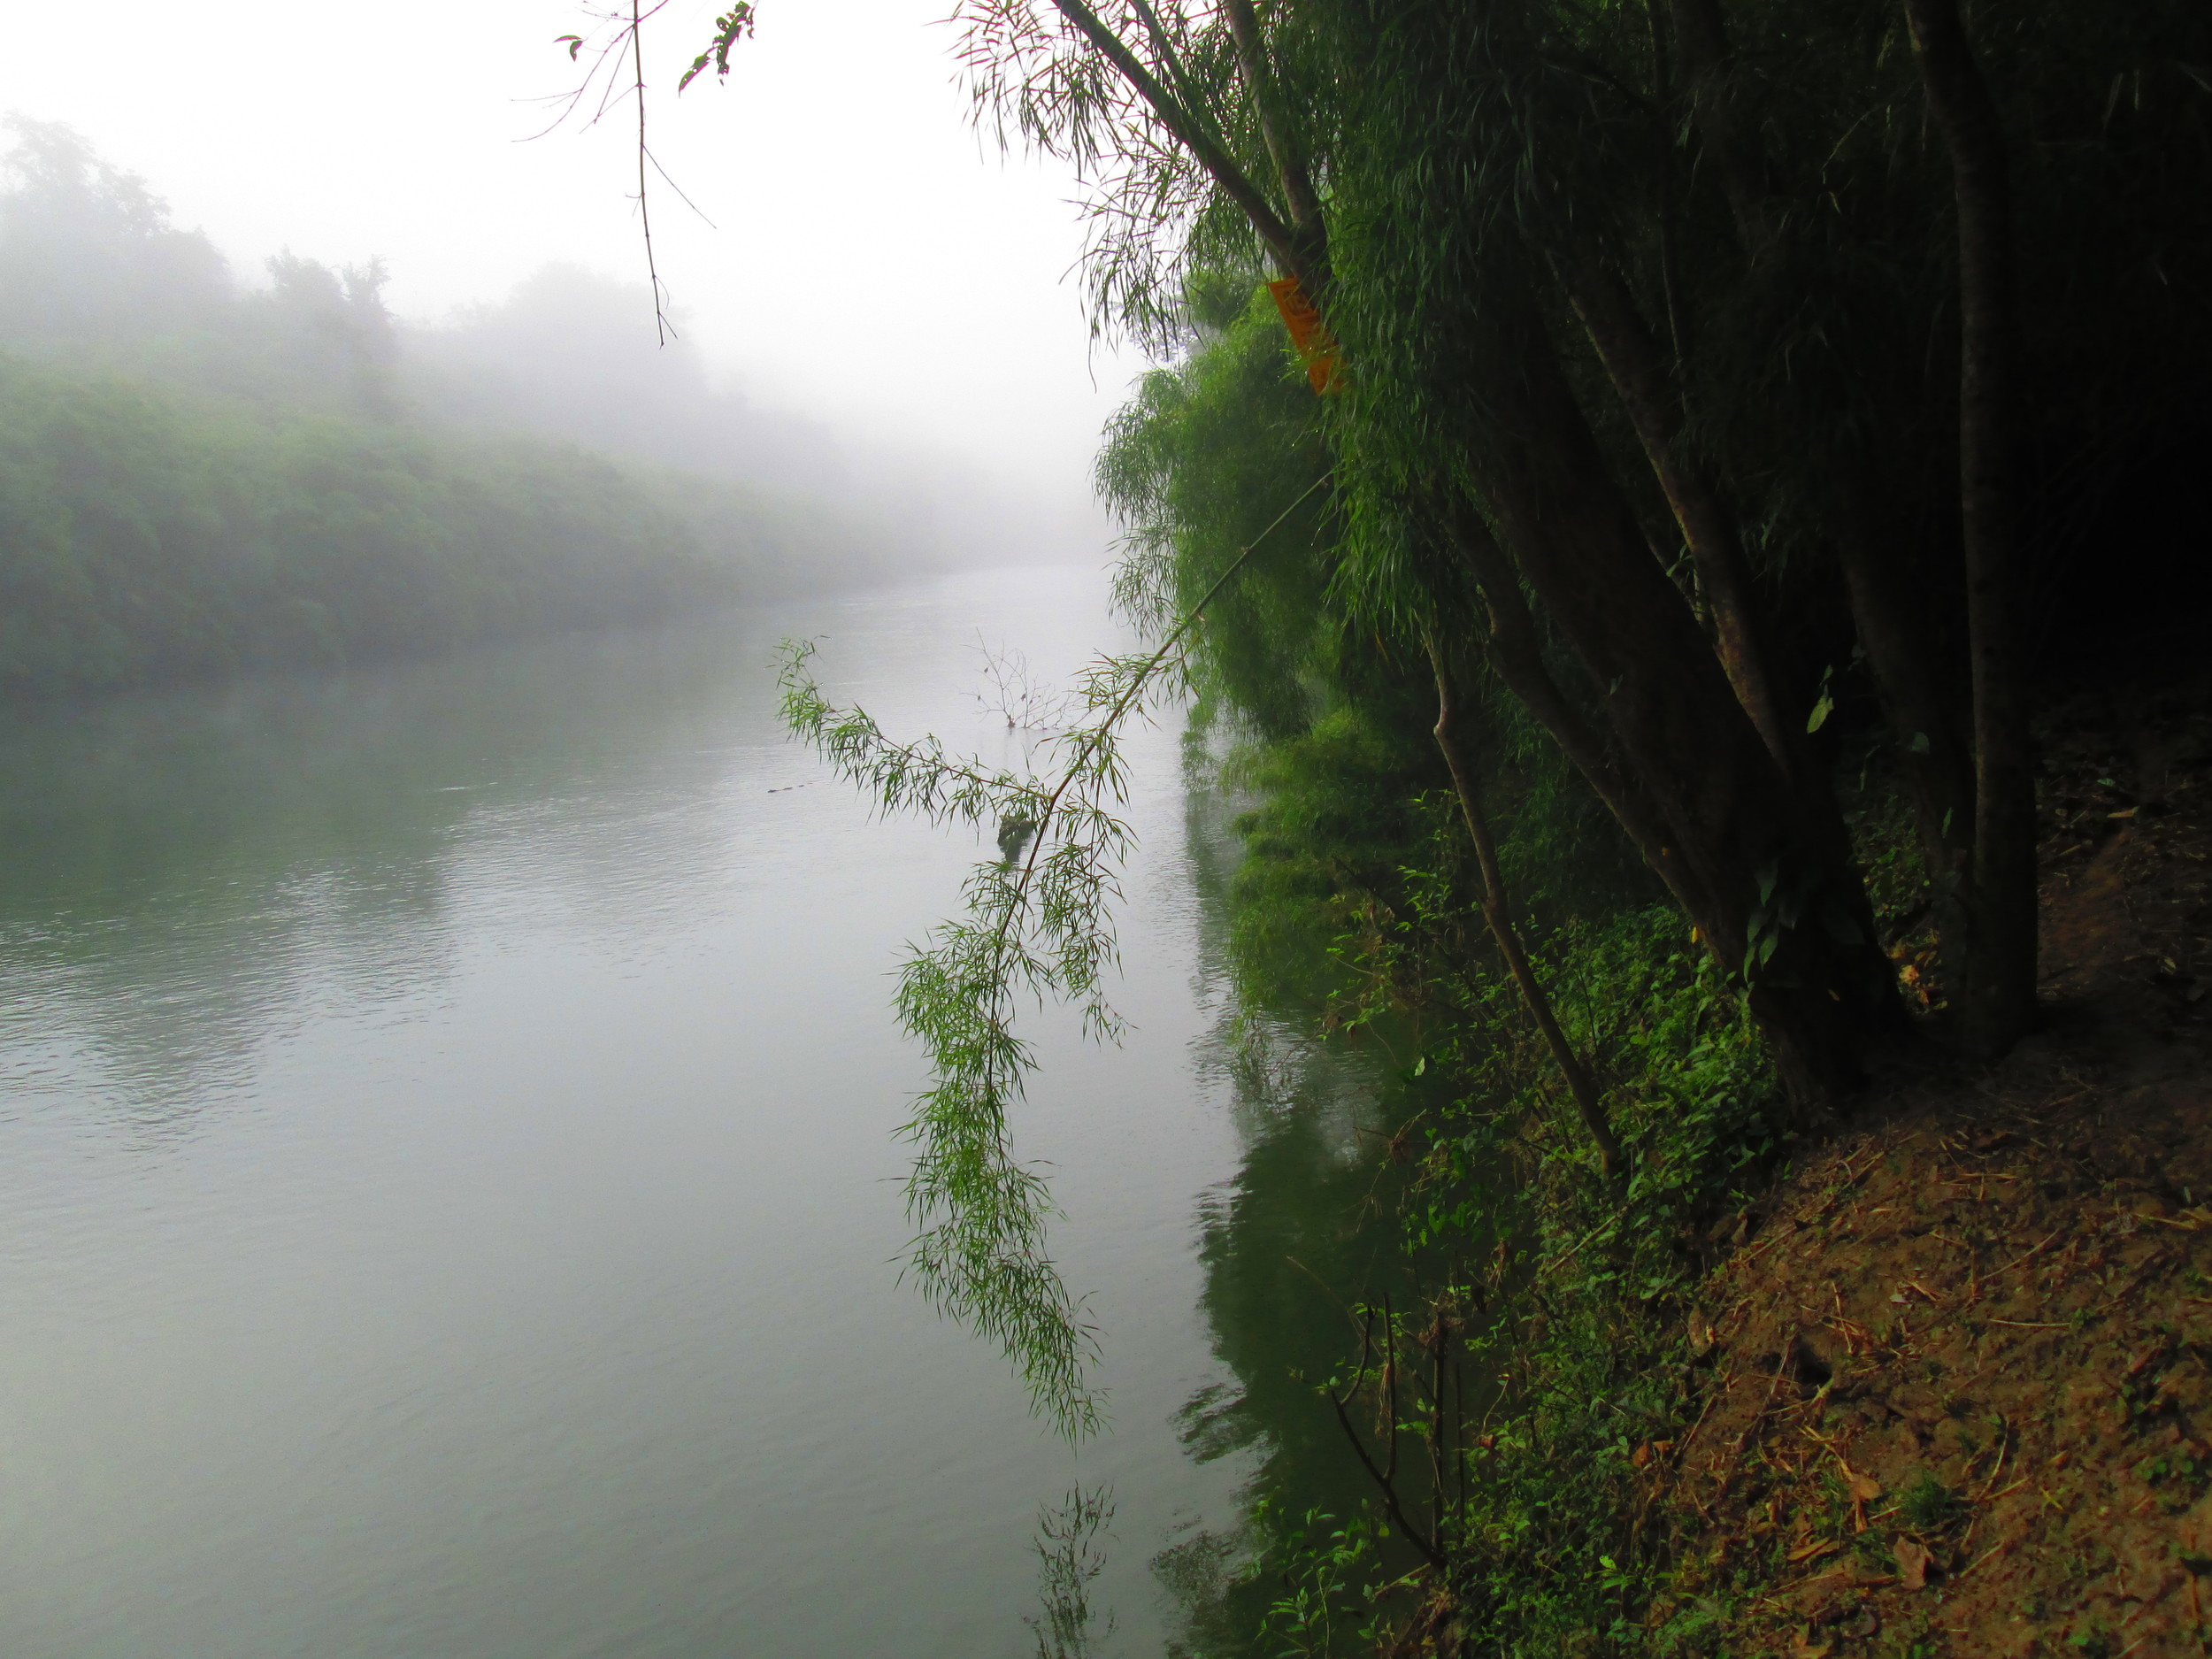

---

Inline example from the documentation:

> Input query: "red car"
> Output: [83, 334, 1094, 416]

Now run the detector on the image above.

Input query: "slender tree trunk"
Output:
[1050, 0, 1311, 283]
[1829, 502, 1977, 913]
[1548, 241, 1808, 788]
[1427, 639, 1624, 1179]
[1440, 495, 1722, 929]
[1903, 0, 2037, 1056]
[1220, 0, 1327, 273]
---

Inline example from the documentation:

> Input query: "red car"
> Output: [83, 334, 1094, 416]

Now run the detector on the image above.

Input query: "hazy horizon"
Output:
[0, 0, 1150, 567]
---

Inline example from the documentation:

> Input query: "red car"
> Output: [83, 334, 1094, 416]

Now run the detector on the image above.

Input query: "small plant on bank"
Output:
[1898, 1471, 1968, 1533]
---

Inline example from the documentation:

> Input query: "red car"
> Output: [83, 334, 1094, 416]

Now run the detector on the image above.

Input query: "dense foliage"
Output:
[1071, 2, 2210, 1624]
[752, 0, 2208, 1639]
[942, 0, 2212, 1084]
[0, 356, 755, 696]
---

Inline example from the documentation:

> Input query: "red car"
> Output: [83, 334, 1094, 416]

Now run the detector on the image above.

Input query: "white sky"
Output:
[0, 0, 1148, 545]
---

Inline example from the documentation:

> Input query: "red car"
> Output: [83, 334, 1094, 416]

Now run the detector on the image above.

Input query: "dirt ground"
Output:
[1641, 672, 2212, 1657]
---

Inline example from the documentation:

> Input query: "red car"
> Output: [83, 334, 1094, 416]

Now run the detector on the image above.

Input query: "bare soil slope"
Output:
[1646, 676, 2212, 1657]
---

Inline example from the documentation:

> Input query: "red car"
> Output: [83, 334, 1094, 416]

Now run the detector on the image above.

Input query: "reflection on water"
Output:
[0, 627, 759, 1147]
[1024, 1486, 1118, 1658]
[1143, 788, 1455, 1658]
[0, 570, 1297, 1659]
[0, 566, 1464, 1659]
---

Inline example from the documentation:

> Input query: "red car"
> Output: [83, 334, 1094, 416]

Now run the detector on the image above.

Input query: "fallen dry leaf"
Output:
[1847, 1470, 1882, 1502]
[1894, 1537, 1932, 1591]
[1788, 1538, 1842, 1564]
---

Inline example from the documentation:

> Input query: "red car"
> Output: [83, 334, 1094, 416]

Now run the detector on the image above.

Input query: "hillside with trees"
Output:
[0, 119, 941, 701]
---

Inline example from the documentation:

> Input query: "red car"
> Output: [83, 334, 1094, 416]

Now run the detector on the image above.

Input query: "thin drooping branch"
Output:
[1427, 638, 1624, 1179]
[1048, 0, 1308, 278]
[994, 473, 1329, 926]
[1902, 0, 2037, 1054]
[539, 0, 682, 343]
[780, 472, 1330, 1435]
[630, 0, 664, 345]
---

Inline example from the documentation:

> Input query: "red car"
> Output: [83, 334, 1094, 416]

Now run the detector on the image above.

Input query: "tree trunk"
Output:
[1547, 240, 1809, 790]
[1902, 0, 2037, 1056]
[1220, 0, 1327, 271]
[1453, 246, 1902, 1100]
[1670, 0, 2027, 1051]
[1440, 495, 1723, 930]
[1050, 0, 1311, 284]
[1828, 499, 1978, 947]
[1428, 639, 1624, 1179]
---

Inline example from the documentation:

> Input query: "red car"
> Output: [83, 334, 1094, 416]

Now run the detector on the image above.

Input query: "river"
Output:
[0, 565, 1405, 1658]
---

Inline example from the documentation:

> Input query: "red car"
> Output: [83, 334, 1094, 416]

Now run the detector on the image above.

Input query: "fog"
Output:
[0, 0, 1146, 567]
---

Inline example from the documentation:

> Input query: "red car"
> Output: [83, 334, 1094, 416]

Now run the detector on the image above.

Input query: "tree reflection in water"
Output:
[1153, 1006, 1474, 1657]
[1024, 1486, 1117, 1659]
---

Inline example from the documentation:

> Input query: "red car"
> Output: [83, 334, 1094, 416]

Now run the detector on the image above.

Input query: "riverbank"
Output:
[1344, 667, 2212, 1657]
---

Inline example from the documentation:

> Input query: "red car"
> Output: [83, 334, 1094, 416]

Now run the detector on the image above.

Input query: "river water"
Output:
[0, 566, 1400, 1658]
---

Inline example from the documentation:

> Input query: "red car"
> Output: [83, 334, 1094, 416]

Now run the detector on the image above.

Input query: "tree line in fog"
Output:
[0, 119, 984, 699]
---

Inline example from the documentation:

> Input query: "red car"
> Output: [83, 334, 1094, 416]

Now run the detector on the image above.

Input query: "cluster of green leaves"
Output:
[780, 631, 1229, 1437]
[1165, 892, 1784, 1657]
[1249, 1502, 1386, 1658]
[1333, 921, 1778, 1656]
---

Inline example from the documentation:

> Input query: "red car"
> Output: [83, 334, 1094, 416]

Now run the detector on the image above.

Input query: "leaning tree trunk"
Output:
[1450, 246, 1904, 1102]
[1051, 0, 1904, 1096]
[1427, 639, 1624, 1178]
[1903, 0, 2038, 1056]
[1663, 0, 2000, 1040]
[1547, 238, 1810, 793]
[1440, 494, 1723, 930]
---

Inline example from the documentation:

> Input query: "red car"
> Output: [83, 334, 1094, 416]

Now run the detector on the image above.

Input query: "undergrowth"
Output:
[1204, 763, 1809, 1656]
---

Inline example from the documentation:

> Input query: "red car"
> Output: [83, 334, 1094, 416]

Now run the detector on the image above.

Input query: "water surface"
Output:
[0, 566, 1395, 1658]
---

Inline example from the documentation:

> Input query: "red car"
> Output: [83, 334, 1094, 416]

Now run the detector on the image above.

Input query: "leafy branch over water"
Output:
[777, 474, 1328, 1437]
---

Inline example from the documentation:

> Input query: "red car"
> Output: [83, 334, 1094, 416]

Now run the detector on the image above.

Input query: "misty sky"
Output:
[0, 0, 1147, 551]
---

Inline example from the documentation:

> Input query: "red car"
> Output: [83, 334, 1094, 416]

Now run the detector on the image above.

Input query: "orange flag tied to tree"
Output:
[1267, 277, 1343, 394]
